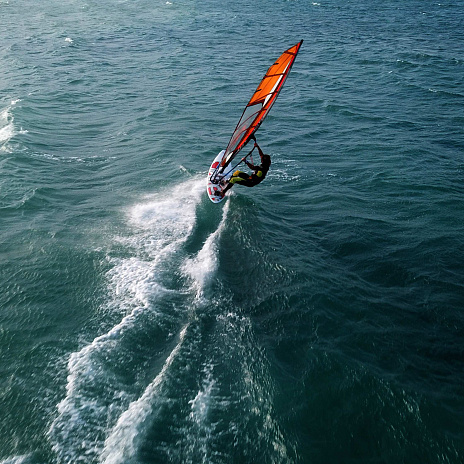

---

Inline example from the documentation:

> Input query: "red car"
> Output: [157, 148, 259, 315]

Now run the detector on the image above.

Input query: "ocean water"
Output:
[1, 0, 464, 462]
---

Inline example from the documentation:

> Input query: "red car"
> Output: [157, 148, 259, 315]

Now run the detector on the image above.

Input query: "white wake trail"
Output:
[183, 200, 230, 299]
[99, 198, 230, 462]
[48, 179, 206, 463]
[1, 100, 26, 152]
[99, 325, 188, 464]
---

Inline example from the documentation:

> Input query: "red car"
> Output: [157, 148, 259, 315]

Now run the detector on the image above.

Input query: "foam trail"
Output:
[0, 100, 27, 152]
[190, 367, 215, 427]
[0, 456, 31, 464]
[0, 102, 16, 150]
[186, 363, 218, 463]
[183, 199, 230, 299]
[213, 313, 294, 463]
[99, 325, 188, 464]
[48, 179, 206, 463]
[100, 198, 230, 462]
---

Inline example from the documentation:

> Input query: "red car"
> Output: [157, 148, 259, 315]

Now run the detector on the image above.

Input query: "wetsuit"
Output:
[228, 154, 271, 187]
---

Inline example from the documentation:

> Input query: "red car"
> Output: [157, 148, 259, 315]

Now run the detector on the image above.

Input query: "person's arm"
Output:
[245, 159, 258, 170]
[254, 142, 264, 157]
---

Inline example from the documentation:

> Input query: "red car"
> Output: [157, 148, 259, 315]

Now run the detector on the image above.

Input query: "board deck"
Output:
[207, 150, 231, 204]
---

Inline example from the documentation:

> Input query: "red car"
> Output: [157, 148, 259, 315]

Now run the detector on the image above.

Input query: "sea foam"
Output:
[100, 188, 230, 462]
[0, 100, 27, 152]
[48, 179, 208, 462]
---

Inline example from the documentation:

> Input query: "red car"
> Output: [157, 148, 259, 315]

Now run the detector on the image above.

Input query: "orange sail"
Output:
[220, 40, 303, 169]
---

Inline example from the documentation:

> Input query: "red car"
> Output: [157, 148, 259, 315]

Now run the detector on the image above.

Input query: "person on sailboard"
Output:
[216, 138, 271, 197]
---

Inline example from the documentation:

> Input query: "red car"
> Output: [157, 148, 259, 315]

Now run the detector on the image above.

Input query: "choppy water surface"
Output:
[1, 0, 463, 462]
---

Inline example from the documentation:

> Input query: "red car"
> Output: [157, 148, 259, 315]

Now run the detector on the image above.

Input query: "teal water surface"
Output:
[1, 0, 464, 463]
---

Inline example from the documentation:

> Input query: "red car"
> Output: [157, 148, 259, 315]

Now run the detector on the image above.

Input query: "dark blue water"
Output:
[1, 0, 463, 462]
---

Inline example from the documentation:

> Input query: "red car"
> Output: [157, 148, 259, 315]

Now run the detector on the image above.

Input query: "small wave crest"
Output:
[0, 100, 26, 152]
[0, 103, 16, 148]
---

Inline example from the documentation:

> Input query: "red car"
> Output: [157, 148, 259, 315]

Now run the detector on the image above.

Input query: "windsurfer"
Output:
[215, 140, 271, 197]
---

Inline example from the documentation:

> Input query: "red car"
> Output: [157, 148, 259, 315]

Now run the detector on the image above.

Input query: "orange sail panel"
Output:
[221, 40, 303, 168]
